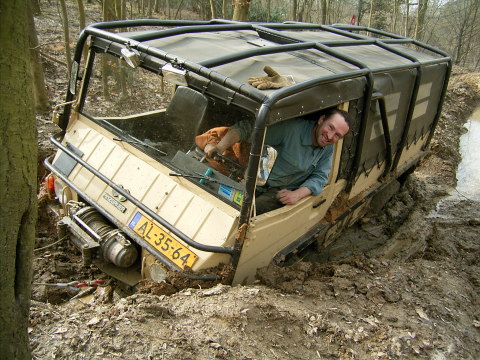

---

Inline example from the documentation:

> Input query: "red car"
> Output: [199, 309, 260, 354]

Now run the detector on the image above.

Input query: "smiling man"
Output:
[204, 108, 350, 214]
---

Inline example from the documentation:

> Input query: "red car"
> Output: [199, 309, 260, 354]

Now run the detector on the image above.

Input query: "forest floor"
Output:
[29, 2, 480, 359]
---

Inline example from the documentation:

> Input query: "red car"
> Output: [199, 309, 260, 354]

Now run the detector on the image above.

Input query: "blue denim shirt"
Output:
[235, 118, 333, 195]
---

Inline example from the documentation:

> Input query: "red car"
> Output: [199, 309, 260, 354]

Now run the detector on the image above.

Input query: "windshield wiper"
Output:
[169, 171, 244, 191]
[113, 137, 167, 156]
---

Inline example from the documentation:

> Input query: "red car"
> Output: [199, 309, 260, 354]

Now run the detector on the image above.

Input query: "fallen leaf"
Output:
[415, 308, 430, 321]
[87, 317, 101, 326]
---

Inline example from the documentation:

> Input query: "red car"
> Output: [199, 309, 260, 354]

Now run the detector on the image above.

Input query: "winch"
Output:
[70, 205, 138, 268]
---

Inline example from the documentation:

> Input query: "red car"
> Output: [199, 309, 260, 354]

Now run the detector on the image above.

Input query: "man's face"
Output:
[313, 113, 350, 147]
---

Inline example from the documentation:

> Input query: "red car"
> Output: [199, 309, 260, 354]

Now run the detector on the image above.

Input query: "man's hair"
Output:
[322, 108, 350, 128]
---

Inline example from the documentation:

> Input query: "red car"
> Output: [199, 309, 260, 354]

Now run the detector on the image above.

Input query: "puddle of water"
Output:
[429, 106, 480, 218]
[455, 106, 480, 201]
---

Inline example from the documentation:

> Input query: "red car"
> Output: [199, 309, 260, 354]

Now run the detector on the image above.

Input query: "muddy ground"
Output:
[29, 3, 480, 359]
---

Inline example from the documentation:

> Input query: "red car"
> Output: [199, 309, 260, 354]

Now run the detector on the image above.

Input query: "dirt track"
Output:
[30, 4, 480, 359]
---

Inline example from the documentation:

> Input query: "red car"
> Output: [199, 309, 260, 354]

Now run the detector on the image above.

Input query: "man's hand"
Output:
[276, 187, 312, 205]
[248, 66, 294, 90]
[204, 143, 219, 158]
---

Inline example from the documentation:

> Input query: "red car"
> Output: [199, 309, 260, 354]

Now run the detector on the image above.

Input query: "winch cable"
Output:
[32, 279, 108, 289]
[33, 235, 69, 252]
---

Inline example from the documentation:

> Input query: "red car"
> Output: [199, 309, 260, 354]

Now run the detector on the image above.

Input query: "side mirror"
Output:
[257, 145, 277, 186]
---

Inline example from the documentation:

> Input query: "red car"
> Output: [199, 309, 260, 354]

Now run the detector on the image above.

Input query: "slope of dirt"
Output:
[30, 3, 480, 359]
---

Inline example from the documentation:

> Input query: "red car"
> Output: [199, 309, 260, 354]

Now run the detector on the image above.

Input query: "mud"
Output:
[29, 3, 480, 359]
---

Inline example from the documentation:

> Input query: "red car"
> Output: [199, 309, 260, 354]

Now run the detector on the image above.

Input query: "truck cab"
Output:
[46, 20, 451, 285]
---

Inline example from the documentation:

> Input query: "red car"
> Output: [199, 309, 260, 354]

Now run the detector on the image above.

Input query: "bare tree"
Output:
[292, 0, 298, 20]
[460, 0, 479, 68]
[28, 0, 49, 112]
[210, 0, 216, 18]
[0, 0, 37, 358]
[357, 0, 364, 25]
[222, 0, 227, 18]
[321, 0, 328, 23]
[441, 0, 480, 68]
[101, 0, 128, 99]
[232, 0, 251, 21]
[415, 0, 428, 41]
[59, 0, 72, 78]
[296, 0, 315, 22]
[391, 0, 400, 33]
[148, 0, 153, 17]
[404, 0, 411, 36]
[76, 0, 90, 63]
[77, 0, 86, 30]
[174, 0, 186, 19]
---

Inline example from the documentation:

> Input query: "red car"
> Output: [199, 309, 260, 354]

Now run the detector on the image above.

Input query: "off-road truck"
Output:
[45, 20, 451, 286]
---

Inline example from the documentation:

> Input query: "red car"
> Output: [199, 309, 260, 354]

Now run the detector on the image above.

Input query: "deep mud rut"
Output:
[29, 3, 480, 359]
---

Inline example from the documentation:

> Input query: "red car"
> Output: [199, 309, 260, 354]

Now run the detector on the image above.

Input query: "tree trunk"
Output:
[392, 0, 399, 33]
[59, 0, 72, 79]
[232, 0, 250, 21]
[358, 0, 369, 26]
[292, 0, 297, 21]
[28, 1, 49, 112]
[454, 21, 467, 64]
[304, 0, 314, 23]
[461, 0, 479, 67]
[298, 0, 308, 22]
[174, 0, 185, 19]
[31, 0, 41, 15]
[76, 0, 89, 62]
[321, 0, 327, 24]
[405, 1, 410, 36]
[415, 0, 428, 42]
[0, 0, 37, 359]
[368, 0, 374, 27]
[222, 0, 227, 19]
[209, 0, 216, 19]
[148, 0, 153, 17]
[102, 0, 114, 99]
[77, 0, 86, 30]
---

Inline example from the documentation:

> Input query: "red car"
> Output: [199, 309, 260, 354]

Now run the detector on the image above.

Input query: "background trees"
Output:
[41, 1, 479, 74]
[439, 0, 480, 68]
[51, 0, 478, 71]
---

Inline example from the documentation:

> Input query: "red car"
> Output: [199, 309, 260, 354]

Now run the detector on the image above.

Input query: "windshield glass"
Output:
[80, 51, 254, 205]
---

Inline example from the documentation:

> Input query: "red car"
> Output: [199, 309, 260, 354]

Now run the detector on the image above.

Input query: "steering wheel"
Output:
[190, 146, 245, 180]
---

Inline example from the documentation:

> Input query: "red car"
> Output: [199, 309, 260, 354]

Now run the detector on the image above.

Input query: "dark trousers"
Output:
[255, 186, 283, 215]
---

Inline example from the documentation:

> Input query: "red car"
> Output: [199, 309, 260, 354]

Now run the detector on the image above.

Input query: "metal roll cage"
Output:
[52, 19, 451, 269]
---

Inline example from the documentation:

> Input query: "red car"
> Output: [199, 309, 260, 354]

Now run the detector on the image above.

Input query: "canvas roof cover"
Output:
[86, 22, 449, 123]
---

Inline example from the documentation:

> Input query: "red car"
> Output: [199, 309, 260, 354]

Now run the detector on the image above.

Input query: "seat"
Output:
[165, 86, 209, 151]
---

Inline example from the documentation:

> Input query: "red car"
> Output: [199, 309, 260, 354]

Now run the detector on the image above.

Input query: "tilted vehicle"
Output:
[45, 20, 451, 286]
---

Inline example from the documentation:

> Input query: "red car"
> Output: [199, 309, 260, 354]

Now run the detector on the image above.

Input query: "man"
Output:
[204, 108, 350, 214]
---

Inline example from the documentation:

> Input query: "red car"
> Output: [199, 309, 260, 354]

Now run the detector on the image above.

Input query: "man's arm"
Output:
[278, 145, 334, 205]
[204, 119, 253, 157]
[204, 127, 241, 157]
[300, 146, 333, 196]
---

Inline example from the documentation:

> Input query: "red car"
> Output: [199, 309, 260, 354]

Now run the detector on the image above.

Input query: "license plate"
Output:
[129, 212, 198, 269]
